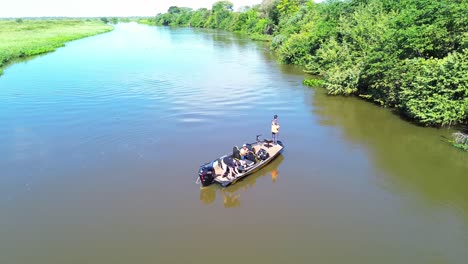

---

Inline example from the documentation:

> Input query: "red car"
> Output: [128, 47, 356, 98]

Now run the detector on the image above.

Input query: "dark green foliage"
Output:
[277, 0, 304, 16]
[16, 18, 23, 23]
[176, 8, 194, 26]
[206, 1, 234, 29]
[100, 17, 109, 24]
[278, 32, 313, 65]
[189, 8, 211, 27]
[273, 0, 467, 127]
[156, 13, 173, 26]
[151, 1, 271, 36]
[231, 8, 258, 32]
[212, 1, 233, 12]
[168, 6, 182, 14]
[260, 0, 280, 25]
[391, 0, 466, 59]
[397, 50, 468, 126]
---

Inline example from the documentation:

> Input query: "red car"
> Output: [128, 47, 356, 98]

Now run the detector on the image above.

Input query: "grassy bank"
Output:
[0, 19, 113, 75]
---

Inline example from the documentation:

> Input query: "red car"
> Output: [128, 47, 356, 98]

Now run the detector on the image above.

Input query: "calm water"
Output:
[1, 23, 467, 264]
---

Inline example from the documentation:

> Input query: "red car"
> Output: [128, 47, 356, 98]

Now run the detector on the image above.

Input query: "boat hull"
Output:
[198, 140, 284, 187]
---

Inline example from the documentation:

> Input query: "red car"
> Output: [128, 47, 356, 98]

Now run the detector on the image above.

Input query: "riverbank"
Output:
[0, 19, 113, 75]
[144, 0, 467, 128]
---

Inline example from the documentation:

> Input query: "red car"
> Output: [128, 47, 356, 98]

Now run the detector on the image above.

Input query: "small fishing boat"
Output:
[197, 135, 284, 187]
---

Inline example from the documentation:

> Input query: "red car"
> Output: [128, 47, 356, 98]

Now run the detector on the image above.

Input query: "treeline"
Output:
[145, 0, 467, 127]
[100, 17, 138, 24]
[140, 1, 276, 41]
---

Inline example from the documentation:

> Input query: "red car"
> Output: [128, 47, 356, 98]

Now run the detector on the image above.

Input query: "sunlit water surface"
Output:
[1, 23, 467, 264]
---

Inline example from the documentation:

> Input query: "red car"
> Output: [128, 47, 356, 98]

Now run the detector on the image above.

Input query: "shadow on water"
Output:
[310, 88, 468, 220]
[200, 155, 284, 208]
[460, 125, 468, 134]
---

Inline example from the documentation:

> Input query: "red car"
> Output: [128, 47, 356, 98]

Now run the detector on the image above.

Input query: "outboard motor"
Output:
[199, 164, 215, 187]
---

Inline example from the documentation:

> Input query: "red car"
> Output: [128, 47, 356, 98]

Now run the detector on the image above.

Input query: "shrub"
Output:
[398, 50, 468, 126]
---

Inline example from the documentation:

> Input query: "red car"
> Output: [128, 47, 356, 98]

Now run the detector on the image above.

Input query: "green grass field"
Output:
[0, 19, 113, 75]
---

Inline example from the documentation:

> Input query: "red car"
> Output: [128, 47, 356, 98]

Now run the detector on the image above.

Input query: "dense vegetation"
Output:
[452, 132, 468, 151]
[0, 19, 113, 75]
[144, 0, 467, 128]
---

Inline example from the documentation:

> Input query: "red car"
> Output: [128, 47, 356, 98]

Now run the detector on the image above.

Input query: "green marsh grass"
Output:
[0, 19, 113, 75]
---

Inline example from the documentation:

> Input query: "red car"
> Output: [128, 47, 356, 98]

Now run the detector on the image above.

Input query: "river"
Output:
[1, 23, 467, 264]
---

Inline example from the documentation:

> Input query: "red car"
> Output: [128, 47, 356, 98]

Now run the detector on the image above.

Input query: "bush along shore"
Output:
[451, 132, 468, 151]
[0, 19, 113, 75]
[143, 0, 467, 129]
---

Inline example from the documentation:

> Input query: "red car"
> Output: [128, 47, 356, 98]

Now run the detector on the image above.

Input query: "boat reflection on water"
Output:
[199, 155, 284, 208]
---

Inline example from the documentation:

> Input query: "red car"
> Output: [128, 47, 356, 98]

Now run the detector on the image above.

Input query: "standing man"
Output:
[271, 114, 280, 145]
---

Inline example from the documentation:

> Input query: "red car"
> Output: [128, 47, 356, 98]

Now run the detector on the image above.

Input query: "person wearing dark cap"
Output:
[271, 114, 280, 145]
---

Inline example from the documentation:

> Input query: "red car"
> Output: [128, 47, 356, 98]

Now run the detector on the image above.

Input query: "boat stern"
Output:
[198, 163, 216, 187]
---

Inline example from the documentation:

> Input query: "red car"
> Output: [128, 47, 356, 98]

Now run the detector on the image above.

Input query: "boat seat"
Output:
[232, 146, 241, 160]
[244, 159, 254, 167]
[238, 159, 254, 172]
[264, 139, 273, 148]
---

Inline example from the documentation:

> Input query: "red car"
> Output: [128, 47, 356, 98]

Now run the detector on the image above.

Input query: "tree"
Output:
[398, 50, 468, 126]
[168, 6, 182, 14]
[207, 1, 234, 29]
[260, 0, 280, 24]
[277, 0, 304, 16]
[212, 1, 233, 13]
[190, 8, 211, 27]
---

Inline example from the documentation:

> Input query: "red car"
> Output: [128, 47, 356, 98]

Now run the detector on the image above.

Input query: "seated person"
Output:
[240, 144, 249, 160]
[240, 144, 258, 164]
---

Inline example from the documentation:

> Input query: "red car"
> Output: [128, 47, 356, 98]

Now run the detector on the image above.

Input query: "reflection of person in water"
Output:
[271, 169, 278, 183]
[199, 187, 216, 205]
[222, 190, 240, 208]
[199, 155, 284, 208]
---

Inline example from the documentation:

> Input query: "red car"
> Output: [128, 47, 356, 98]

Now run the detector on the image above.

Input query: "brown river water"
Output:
[0, 23, 467, 264]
